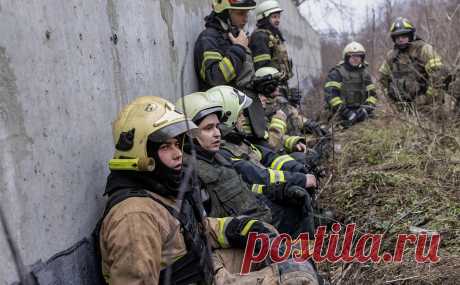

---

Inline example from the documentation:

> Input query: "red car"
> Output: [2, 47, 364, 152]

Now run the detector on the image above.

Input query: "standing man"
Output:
[250, 0, 292, 86]
[324, 41, 378, 128]
[195, 0, 267, 142]
[379, 17, 449, 113]
[194, 0, 256, 91]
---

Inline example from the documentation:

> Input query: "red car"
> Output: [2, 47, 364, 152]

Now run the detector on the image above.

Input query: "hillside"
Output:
[316, 104, 460, 284]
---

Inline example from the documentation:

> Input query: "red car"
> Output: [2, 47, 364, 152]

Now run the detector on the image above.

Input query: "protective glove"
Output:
[339, 106, 357, 128]
[303, 121, 329, 137]
[265, 184, 307, 206]
[355, 107, 369, 122]
[225, 217, 275, 248]
[363, 104, 375, 115]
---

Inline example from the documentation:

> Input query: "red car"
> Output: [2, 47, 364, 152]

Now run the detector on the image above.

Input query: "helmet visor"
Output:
[229, 0, 256, 9]
[234, 88, 253, 110]
[192, 106, 223, 123]
[149, 120, 199, 143]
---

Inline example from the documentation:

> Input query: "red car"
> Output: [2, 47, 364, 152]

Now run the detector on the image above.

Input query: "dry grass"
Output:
[315, 107, 460, 284]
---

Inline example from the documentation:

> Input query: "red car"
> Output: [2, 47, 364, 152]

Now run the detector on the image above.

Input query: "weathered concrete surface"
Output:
[0, 1, 320, 283]
[278, 0, 322, 89]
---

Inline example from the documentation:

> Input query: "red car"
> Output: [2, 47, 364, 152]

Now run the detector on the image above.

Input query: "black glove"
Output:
[364, 104, 375, 114]
[355, 107, 369, 122]
[303, 121, 329, 137]
[225, 217, 274, 248]
[265, 184, 307, 206]
[339, 106, 357, 128]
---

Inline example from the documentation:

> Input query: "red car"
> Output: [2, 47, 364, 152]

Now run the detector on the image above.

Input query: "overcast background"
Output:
[299, 0, 384, 33]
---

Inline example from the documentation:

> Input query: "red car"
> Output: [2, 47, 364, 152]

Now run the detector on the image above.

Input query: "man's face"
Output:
[229, 9, 249, 29]
[271, 86, 282, 97]
[348, 54, 363, 66]
[269, 12, 281, 28]
[196, 114, 221, 152]
[236, 112, 246, 133]
[259, 94, 268, 108]
[396, 35, 410, 45]
[157, 138, 183, 171]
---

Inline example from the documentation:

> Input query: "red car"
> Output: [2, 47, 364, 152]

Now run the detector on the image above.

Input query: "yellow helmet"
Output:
[342, 41, 366, 58]
[110, 96, 198, 171]
[175, 92, 224, 124]
[212, 0, 256, 13]
[206, 86, 252, 127]
[255, 0, 283, 21]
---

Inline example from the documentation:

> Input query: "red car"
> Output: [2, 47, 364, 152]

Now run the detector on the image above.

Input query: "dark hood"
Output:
[104, 170, 184, 198]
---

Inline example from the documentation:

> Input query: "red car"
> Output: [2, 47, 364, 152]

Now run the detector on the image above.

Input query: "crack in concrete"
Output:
[106, 0, 127, 111]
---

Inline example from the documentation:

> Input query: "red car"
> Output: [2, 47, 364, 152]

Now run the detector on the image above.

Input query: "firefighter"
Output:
[250, 0, 292, 86]
[99, 95, 319, 285]
[379, 17, 449, 113]
[325, 41, 378, 128]
[194, 0, 267, 143]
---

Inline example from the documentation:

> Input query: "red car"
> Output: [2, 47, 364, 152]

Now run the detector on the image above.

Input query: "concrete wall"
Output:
[0, 1, 320, 283]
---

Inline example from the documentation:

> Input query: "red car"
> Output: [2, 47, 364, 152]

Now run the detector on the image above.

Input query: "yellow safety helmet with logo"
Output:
[109, 96, 199, 171]
[212, 0, 256, 13]
[255, 0, 283, 21]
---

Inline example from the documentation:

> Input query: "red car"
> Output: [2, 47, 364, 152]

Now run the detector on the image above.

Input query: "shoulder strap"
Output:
[104, 188, 185, 226]
[102, 189, 150, 217]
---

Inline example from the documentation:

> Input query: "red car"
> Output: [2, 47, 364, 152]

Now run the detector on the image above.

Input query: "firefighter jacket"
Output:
[221, 133, 308, 173]
[249, 22, 293, 83]
[240, 108, 305, 153]
[100, 171, 319, 285]
[379, 39, 449, 102]
[194, 12, 255, 91]
[324, 61, 377, 111]
[218, 139, 309, 193]
[267, 95, 307, 136]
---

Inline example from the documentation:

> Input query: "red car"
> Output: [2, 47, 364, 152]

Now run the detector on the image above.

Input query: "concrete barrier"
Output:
[0, 1, 320, 283]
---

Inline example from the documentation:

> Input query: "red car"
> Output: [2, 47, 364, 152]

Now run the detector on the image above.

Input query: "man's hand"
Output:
[229, 30, 248, 48]
[295, 142, 307, 152]
[274, 109, 287, 121]
[305, 174, 317, 189]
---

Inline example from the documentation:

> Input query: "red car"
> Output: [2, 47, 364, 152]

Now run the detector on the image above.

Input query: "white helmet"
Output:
[255, 0, 283, 21]
[342, 41, 366, 58]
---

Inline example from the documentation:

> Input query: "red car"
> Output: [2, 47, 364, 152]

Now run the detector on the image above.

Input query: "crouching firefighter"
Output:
[100, 96, 319, 285]
[324, 41, 378, 128]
